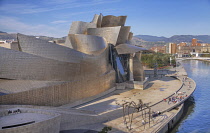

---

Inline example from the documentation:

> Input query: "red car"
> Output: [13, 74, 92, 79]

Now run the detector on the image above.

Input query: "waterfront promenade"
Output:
[103, 65, 195, 132]
[61, 62, 196, 133]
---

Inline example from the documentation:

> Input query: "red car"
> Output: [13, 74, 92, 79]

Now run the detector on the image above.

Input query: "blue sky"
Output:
[0, 0, 210, 37]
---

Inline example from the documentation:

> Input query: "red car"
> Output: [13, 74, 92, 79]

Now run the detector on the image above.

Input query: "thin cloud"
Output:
[41, 0, 78, 5]
[0, 16, 66, 37]
[51, 20, 68, 24]
[54, 8, 119, 19]
[0, 0, 121, 14]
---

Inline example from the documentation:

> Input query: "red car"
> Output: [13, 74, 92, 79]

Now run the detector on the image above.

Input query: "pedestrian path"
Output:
[110, 63, 196, 132]
[151, 75, 195, 113]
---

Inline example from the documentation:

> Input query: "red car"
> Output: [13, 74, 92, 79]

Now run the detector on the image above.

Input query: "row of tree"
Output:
[141, 53, 175, 68]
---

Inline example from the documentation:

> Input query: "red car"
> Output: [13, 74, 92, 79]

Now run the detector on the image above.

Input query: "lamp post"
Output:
[175, 57, 177, 72]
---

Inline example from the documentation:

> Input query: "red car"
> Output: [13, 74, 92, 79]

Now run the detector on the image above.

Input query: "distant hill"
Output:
[135, 35, 167, 42]
[135, 35, 210, 43]
[0, 32, 59, 41]
[129, 36, 167, 49]
[165, 35, 210, 43]
[0, 32, 17, 40]
[0, 31, 6, 33]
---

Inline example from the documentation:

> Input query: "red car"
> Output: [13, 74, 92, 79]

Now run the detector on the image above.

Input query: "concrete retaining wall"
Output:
[156, 104, 184, 133]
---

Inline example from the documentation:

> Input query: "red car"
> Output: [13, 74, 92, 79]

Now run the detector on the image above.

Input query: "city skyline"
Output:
[1, 0, 210, 37]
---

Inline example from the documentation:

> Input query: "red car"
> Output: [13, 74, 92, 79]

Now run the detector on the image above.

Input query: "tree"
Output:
[141, 53, 174, 68]
[98, 126, 112, 133]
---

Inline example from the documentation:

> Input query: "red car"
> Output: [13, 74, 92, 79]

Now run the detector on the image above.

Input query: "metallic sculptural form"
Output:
[64, 21, 96, 48]
[91, 13, 103, 28]
[87, 26, 121, 45]
[0, 47, 81, 81]
[91, 14, 100, 24]
[10, 41, 20, 51]
[0, 13, 147, 106]
[101, 15, 127, 27]
[128, 32, 133, 41]
[133, 52, 145, 81]
[0, 43, 115, 105]
[68, 21, 96, 34]
[116, 26, 131, 45]
[17, 33, 84, 63]
[0, 45, 110, 81]
[68, 34, 107, 54]
[98, 14, 103, 27]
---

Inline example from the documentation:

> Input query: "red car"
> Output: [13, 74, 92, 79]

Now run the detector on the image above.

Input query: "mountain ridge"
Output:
[135, 35, 210, 43]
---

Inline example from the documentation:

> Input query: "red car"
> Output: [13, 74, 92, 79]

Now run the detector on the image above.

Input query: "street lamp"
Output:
[175, 57, 177, 72]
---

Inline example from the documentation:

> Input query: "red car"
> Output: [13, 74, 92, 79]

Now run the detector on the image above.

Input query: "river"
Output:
[171, 60, 210, 133]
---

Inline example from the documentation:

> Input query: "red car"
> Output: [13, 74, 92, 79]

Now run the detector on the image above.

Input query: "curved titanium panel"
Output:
[0, 47, 81, 81]
[115, 44, 147, 54]
[128, 32, 133, 41]
[0, 70, 116, 106]
[0, 46, 111, 81]
[97, 13, 103, 28]
[68, 21, 96, 34]
[64, 36, 73, 49]
[87, 26, 121, 45]
[133, 52, 145, 81]
[10, 41, 20, 51]
[101, 15, 127, 27]
[0, 45, 115, 106]
[91, 14, 99, 24]
[116, 26, 131, 45]
[91, 14, 103, 28]
[17, 34, 84, 63]
[0, 80, 65, 93]
[68, 34, 107, 54]
[65, 21, 96, 48]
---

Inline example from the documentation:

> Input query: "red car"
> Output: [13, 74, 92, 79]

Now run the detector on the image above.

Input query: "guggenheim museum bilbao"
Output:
[0, 14, 147, 132]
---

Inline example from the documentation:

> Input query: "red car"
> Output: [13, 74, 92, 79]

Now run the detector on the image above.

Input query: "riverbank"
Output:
[171, 60, 210, 133]
[152, 60, 196, 133]
[196, 59, 210, 62]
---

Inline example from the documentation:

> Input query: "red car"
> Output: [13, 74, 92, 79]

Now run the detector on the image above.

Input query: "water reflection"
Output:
[170, 96, 195, 133]
[171, 60, 210, 133]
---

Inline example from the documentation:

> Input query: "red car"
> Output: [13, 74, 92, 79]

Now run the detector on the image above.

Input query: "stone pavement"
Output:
[104, 105, 183, 133]
[151, 75, 195, 113]
[74, 76, 181, 114]
[70, 62, 196, 133]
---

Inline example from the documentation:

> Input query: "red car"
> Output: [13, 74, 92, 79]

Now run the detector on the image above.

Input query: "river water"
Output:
[171, 60, 210, 133]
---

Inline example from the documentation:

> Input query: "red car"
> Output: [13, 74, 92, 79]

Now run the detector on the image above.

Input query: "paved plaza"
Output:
[74, 76, 181, 114]
[68, 65, 196, 132]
